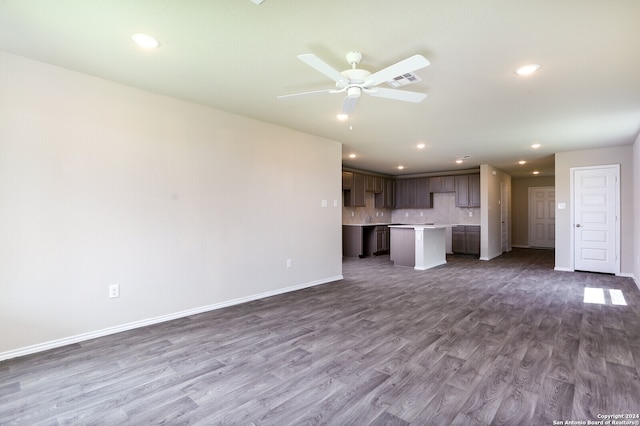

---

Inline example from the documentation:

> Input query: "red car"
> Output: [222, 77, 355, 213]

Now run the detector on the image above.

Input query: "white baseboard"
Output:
[0, 275, 343, 362]
[554, 266, 574, 272]
[480, 251, 502, 261]
[511, 244, 530, 249]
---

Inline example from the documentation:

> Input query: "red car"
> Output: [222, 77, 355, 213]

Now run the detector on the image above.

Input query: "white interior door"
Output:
[572, 165, 619, 274]
[529, 186, 555, 248]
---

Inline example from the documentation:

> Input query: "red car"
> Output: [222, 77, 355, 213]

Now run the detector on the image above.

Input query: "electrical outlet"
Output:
[286, 259, 292, 269]
[469, 211, 473, 217]
[108, 284, 119, 299]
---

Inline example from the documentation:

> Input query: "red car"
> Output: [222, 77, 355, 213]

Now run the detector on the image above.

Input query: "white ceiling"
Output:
[1, 0, 639, 177]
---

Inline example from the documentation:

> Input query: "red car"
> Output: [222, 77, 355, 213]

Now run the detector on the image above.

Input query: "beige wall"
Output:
[511, 176, 556, 247]
[555, 145, 634, 274]
[0, 52, 343, 357]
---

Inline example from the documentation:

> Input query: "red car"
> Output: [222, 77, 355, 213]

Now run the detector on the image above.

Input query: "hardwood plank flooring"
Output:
[2, 248, 640, 425]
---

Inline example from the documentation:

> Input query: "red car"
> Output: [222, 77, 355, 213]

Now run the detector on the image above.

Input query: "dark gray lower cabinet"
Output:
[452, 225, 480, 256]
[343, 225, 389, 257]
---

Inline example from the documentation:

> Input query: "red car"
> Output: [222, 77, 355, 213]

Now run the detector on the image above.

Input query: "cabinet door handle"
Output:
[576, 224, 581, 228]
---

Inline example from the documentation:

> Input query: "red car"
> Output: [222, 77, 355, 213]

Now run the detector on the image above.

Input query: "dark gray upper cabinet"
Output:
[469, 174, 480, 207]
[395, 179, 415, 209]
[429, 176, 456, 193]
[342, 171, 352, 190]
[344, 172, 366, 207]
[416, 178, 433, 208]
[365, 175, 383, 193]
[455, 174, 480, 207]
[396, 178, 431, 209]
[375, 178, 395, 208]
[455, 175, 470, 207]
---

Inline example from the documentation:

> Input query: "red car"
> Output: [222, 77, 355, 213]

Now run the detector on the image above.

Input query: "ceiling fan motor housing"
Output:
[338, 68, 372, 89]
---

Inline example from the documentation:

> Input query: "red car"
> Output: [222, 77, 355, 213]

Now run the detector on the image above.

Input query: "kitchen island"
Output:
[388, 225, 449, 270]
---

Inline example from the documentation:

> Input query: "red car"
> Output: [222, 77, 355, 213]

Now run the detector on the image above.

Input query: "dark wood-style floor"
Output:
[2, 249, 640, 425]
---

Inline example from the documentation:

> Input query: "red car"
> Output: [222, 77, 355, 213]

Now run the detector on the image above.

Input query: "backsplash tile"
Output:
[342, 192, 480, 225]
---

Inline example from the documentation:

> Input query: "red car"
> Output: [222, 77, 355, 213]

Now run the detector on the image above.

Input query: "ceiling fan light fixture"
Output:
[132, 33, 160, 49]
[516, 64, 541, 76]
[346, 87, 361, 99]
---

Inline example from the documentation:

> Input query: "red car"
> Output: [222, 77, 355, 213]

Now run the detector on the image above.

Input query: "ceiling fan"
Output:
[278, 51, 430, 115]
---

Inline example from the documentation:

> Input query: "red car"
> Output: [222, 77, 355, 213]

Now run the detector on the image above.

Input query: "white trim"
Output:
[511, 244, 531, 249]
[554, 266, 574, 272]
[414, 260, 447, 271]
[0, 275, 343, 362]
[480, 251, 503, 261]
[569, 164, 620, 275]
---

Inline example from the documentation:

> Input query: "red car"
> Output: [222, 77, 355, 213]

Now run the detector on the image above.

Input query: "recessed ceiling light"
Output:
[398, 165, 404, 170]
[417, 143, 426, 149]
[132, 33, 160, 49]
[336, 114, 349, 121]
[348, 153, 356, 159]
[533, 170, 540, 175]
[518, 160, 527, 165]
[531, 143, 541, 149]
[455, 155, 471, 164]
[516, 64, 540, 75]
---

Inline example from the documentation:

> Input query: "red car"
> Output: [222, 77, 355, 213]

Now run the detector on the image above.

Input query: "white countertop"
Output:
[388, 224, 450, 229]
[342, 223, 398, 226]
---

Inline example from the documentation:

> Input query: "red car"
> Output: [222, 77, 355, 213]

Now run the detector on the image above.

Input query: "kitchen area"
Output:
[342, 169, 481, 269]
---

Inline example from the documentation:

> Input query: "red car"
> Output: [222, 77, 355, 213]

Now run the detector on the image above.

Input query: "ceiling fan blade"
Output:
[367, 87, 427, 103]
[365, 54, 430, 87]
[298, 54, 348, 85]
[277, 88, 341, 99]
[341, 96, 359, 115]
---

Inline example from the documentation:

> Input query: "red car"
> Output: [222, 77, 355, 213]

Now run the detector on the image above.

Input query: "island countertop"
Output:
[389, 225, 448, 270]
[387, 224, 451, 229]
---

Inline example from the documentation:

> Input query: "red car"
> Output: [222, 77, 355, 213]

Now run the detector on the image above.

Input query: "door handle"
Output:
[576, 224, 581, 228]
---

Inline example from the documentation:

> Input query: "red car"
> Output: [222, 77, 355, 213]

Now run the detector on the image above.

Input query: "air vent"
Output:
[386, 72, 422, 88]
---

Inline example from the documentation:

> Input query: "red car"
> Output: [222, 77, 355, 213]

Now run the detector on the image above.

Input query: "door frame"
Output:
[500, 182, 510, 253]
[569, 164, 620, 275]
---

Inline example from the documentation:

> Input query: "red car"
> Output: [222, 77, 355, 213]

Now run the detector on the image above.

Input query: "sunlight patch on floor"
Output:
[609, 289, 627, 306]
[584, 287, 605, 304]
[583, 287, 627, 306]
